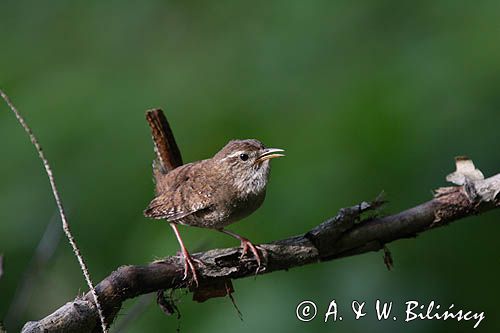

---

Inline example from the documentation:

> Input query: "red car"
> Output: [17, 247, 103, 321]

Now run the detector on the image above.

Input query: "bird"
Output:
[143, 109, 284, 285]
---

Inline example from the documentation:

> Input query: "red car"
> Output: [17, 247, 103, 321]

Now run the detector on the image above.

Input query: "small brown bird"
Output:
[144, 110, 284, 285]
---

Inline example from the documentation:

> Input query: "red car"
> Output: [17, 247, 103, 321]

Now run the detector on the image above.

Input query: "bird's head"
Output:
[214, 139, 284, 195]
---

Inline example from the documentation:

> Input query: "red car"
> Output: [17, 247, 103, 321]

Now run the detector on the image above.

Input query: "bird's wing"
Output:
[143, 169, 217, 222]
[143, 193, 211, 221]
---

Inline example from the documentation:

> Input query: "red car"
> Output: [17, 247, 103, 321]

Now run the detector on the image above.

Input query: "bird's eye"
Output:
[239, 153, 249, 161]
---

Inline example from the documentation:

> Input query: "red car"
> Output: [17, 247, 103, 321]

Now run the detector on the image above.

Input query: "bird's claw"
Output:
[181, 252, 201, 287]
[239, 238, 263, 273]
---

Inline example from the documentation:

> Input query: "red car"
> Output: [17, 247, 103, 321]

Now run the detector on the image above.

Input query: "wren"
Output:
[143, 109, 284, 285]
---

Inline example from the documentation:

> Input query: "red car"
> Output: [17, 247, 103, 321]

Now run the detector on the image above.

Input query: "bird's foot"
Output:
[180, 251, 202, 287]
[239, 238, 263, 273]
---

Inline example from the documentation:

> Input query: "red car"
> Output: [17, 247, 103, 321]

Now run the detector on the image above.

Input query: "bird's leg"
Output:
[218, 229, 262, 271]
[170, 223, 199, 286]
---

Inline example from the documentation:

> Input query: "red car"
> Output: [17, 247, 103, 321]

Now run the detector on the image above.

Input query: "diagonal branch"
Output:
[21, 165, 500, 333]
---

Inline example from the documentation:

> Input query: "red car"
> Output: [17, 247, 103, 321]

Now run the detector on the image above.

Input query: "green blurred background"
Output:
[1, 1, 499, 332]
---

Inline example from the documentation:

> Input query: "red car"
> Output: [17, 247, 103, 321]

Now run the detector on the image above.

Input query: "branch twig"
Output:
[21, 165, 500, 332]
[0, 89, 108, 333]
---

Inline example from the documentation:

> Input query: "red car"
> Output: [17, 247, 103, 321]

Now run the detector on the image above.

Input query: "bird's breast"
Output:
[223, 189, 267, 225]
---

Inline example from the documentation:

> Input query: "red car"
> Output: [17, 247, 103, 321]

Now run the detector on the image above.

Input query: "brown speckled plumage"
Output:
[144, 139, 272, 228]
[143, 110, 284, 284]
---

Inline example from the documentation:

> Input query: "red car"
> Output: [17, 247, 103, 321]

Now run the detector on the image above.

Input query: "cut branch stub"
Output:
[305, 195, 385, 260]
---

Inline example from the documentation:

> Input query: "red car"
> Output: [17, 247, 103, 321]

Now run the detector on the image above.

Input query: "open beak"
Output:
[256, 148, 285, 163]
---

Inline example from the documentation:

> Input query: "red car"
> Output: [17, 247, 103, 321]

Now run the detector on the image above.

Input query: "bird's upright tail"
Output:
[145, 108, 183, 175]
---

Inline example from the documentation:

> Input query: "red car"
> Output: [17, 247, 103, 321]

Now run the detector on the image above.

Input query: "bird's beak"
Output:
[256, 148, 285, 163]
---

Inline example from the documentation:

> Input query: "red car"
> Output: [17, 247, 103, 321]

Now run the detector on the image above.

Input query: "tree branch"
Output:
[21, 161, 500, 333]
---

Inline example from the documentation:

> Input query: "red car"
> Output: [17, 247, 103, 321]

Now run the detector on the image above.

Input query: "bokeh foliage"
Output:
[1, 1, 499, 332]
